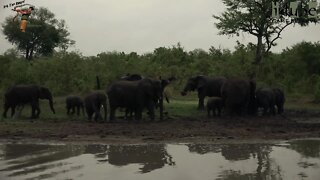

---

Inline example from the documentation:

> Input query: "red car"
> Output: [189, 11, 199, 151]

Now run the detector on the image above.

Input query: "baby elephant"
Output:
[84, 92, 107, 122]
[207, 97, 224, 117]
[66, 96, 84, 116]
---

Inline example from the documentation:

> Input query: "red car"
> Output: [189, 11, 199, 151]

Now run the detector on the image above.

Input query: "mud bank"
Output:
[0, 109, 320, 144]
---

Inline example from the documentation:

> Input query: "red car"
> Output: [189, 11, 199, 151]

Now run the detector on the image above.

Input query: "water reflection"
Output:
[287, 139, 320, 158]
[0, 144, 86, 179]
[187, 144, 281, 180]
[0, 139, 319, 180]
[107, 144, 175, 173]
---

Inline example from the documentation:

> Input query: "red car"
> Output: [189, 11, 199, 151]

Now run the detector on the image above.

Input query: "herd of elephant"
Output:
[1, 74, 285, 122]
[181, 75, 285, 117]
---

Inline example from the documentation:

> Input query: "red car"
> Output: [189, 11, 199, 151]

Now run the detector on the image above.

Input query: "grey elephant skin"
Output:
[221, 79, 256, 116]
[3, 85, 55, 119]
[84, 92, 107, 121]
[118, 75, 175, 120]
[256, 88, 276, 116]
[272, 88, 285, 114]
[107, 78, 162, 121]
[206, 97, 224, 117]
[181, 75, 227, 110]
[66, 96, 84, 116]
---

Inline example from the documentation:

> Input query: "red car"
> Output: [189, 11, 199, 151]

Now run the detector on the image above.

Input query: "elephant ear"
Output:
[195, 75, 206, 89]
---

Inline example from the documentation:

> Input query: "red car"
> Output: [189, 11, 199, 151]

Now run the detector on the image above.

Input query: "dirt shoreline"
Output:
[0, 109, 320, 144]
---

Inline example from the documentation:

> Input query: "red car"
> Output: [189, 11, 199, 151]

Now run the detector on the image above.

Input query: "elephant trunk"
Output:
[49, 98, 55, 114]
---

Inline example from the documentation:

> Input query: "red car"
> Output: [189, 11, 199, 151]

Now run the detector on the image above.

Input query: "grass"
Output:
[0, 93, 320, 122]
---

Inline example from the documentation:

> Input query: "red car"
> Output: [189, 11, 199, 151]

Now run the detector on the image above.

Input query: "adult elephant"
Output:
[3, 85, 55, 119]
[84, 92, 107, 122]
[181, 75, 227, 110]
[256, 88, 276, 116]
[272, 88, 285, 114]
[221, 78, 256, 116]
[107, 78, 162, 121]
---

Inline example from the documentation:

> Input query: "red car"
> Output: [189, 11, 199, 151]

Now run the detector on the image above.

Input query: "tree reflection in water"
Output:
[287, 140, 320, 158]
[0, 144, 86, 178]
[187, 143, 282, 180]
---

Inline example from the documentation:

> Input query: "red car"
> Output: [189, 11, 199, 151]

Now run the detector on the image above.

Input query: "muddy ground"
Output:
[0, 109, 320, 144]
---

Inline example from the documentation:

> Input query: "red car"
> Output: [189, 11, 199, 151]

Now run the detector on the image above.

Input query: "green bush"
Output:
[1, 41, 320, 100]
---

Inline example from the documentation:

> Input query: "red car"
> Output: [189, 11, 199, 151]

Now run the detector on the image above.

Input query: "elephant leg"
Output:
[11, 105, 24, 118]
[10, 105, 16, 118]
[94, 105, 103, 122]
[67, 107, 70, 115]
[35, 102, 40, 118]
[3, 104, 10, 118]
[207, 108, 210, 118]
[125, 108, 130, 120]
[86, 108, 93, 121]
[109, 107, 116, 122]
[77, 106, 80, 116]
[18, 105, 24, 118]
[82, 106, 85, 116]
[271, 105, 276, 116]
[71, 107, 75, 115]
[130, 110, 134, 119]
[148, 106, 155, 121]
[198, 97, 205, 110]
[134, 108, 143, 121]
[146, 100, 156, 121]
[278, 105, 284, 114]
[94, 112, 100, 121]
[262, 106, 268, 116]
[31, 104, 36, 119]
[217, 107, 221, 116]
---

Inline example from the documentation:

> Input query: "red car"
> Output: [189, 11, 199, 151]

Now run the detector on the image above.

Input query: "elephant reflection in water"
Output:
[187, 144, 221, 154]
[107, 144, 175, 173]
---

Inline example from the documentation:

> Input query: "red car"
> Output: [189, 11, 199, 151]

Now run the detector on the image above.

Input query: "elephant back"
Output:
[5, 84, 41, 103]
[220, 78, 253, 115]
[206, 77, 227, 97]
[221, 79, 250, 103]
[107, 80, 139, 108]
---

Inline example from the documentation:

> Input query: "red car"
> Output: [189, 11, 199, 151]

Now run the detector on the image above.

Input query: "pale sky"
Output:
[0, 0, 320, 56]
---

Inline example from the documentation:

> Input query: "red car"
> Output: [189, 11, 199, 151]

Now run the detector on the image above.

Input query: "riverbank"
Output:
[1, 108, 320, 144]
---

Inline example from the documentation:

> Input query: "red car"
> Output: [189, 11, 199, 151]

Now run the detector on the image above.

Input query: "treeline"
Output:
[0, 41, 320, 100]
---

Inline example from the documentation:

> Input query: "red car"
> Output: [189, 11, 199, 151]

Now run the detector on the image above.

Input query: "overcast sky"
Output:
[0, 0, 320, 56]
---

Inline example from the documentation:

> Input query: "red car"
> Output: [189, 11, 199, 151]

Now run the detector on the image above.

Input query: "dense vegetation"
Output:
[0, 41, 320, 101]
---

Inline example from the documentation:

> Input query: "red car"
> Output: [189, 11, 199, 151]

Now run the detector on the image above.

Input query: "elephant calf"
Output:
[84, 92, 107, 122]
[256, 88, 276, 116]
[66, 96, 84, 116]
[206, 97, 224, 117]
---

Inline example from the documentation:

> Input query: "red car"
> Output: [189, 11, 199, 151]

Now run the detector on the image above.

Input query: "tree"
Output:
[2, 7, 75, 60]
[213, 0, 319, 65]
